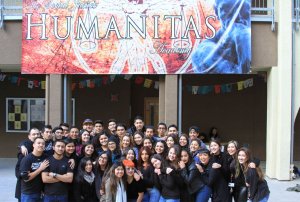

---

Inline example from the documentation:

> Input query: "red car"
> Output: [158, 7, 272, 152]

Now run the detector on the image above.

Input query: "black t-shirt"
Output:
[43, 156, 73, 196]
[20, 153, 47, 194]
[44, 140, 54, 157]
[127, 178, 145, 200]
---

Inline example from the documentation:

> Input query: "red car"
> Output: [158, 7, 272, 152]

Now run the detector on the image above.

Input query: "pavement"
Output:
[0, 158, 299, 202]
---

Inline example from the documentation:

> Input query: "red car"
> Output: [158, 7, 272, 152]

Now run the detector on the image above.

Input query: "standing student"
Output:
[138, 147, 160, 202]
[127, 116, 145, 135]
[123, 159, 145, 202]
[52, 127, 64, 141]
[120, 134, 133, 154]
[73, 157, 98, 202]
[151, 153, 181, 202]
[94, 120, 104, 134]
[179, 133, 189, 151]
[92, 131, 109, 154]
[41, 125, 54, 157]
[154, 141, 168, 159]
[80, 142, 97, 161]
[76, 130, 91, 156]
[69, 127, 80, 143]
[104, 162, 127, 202]
[195, 148, 213, 202]
[156, 122, 167, 140]
[209, 140, 231, 202]
[94, 151, 112, 201]
[178, 148, 204, 202]
[107, 137, 122, 164]
[15, 128, 40, 202]
[133, 131, 144, 159]
[107, 118, 117, 136]
[237, 147, 270, 202]
[19, 137, 49, 202]
[42, 140, 74, 202]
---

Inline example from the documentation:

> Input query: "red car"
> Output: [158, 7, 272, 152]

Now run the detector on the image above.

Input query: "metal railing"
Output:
[0, 0, 22, 28]
[251, 0, 275, 31]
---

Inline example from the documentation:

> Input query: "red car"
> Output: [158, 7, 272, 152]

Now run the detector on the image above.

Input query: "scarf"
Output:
[83, 172, 95, 185]
[116, 181, 127, 202]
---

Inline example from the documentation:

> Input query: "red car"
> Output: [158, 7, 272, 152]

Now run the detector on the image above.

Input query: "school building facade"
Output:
[0, 0, 299, 180]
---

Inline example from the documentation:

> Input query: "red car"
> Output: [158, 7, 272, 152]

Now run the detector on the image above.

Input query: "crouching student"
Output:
[123, 159, 145, 202]
[73, 157, 98, 202]
[237, 148, 270, 202]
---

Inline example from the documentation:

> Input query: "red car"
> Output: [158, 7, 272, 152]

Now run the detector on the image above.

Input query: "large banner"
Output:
[22, 0, 251, 74]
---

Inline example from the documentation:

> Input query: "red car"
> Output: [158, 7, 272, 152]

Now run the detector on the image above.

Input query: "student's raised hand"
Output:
[212, 163, 221, 169]
[134, 172, 141, 181]
[248, 162, 256, 168]
[68, 159, 75, 169]
[166, 167, 173, 174]
[178, 161, 185, 169]
[195, 163, 204, 173]
[154, 168, 161, 175]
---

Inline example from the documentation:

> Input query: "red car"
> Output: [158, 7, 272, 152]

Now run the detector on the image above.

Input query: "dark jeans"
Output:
[195, 185, 212, 202]
[43, 195, 68, 202]
[21, 193, 42, 202]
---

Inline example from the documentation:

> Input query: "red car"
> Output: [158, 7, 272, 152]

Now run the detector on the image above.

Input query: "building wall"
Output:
[182, 74, 267, 160]
[72, 75, 131, 127]
[0, 74, 45, 157]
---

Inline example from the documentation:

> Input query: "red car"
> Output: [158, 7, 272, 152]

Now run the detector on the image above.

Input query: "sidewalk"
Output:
[0, 158, 299, 202]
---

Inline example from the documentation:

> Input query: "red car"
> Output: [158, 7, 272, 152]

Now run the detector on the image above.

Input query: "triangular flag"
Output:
[0, 74, 6, 81]
[41, 81, 46, 89]
[192, 86, 199, 94]
[214, 85, 221, 94]
[90, 80, 95, 88]
[237, 81, 244, 91]
[124, 75, 133, 80]
[10, 76, 18, 84]
[33, 80, 40, 88]
[135, 76, 144, 85]
[102, 76, 109, 85]
[144, 79, 153, 88]
[110, 75, 116, 82]
[221, 84, 227, 93]
[86, 80, 91, 88]
[226, 84, 232, 92]
[95, 78, 102, 87]
[248, 78, 254, 87]
[28, 80, 34, 89]
[154, 81, 159, 89]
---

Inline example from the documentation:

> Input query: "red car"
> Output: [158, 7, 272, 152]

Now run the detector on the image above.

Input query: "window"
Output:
[6, 98, 75, 133]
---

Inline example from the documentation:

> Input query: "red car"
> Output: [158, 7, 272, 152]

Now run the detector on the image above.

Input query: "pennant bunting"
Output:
[154, 81, 159, 90]
[0, 74, 6, 81]
[192, 86, 199, 95]
[41, 81, 46, 89]
[214, 85, 221, 94]
[28, 80, 34, 89]
[237, 81, 244, 91]
[144, 79, 153, 88]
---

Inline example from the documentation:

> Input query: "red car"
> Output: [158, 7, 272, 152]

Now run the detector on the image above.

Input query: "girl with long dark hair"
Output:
[104, 162, 127, 202]
[73, 157, 98, 202]
[137, 147, 160, 202]
[94, 151, 112, 201]
[154, 140, 168, 159]
[209, 139, 231, 202]
[92, 131, 109, 155]
[237, 147, 270, 202]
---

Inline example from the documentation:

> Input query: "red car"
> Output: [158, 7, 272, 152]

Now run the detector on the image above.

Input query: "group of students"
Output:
[15, 116, 270, 202]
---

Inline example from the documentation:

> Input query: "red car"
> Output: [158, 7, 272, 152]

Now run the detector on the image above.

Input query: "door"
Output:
[144, 97, 159, 127]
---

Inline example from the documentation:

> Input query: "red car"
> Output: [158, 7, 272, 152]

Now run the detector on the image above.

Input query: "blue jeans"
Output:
[43, 195, 68, 202]
[195, 185, 212, 202]
[259, 194, 269, 202]
[159, 196, 180, 202]
[143, 187, 161, 202]
[21, 193, 42, 202]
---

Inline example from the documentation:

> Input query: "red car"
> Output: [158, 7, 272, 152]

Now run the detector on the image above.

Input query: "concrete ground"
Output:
[1, 158, 299, 202]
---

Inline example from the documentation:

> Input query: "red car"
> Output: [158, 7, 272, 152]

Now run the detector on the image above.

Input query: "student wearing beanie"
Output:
[108, 137, 121, 164]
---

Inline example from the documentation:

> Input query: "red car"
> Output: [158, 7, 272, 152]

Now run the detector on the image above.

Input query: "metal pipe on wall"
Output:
[178, 74, 182, 134]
